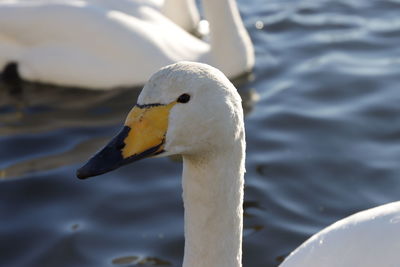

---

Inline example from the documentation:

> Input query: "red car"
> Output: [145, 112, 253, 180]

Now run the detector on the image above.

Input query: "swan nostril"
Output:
[116, 142, 125, 150]
[113, 126, 131, 151]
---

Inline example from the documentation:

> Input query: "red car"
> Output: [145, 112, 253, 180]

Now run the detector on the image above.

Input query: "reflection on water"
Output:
[1, 0, 400, 266]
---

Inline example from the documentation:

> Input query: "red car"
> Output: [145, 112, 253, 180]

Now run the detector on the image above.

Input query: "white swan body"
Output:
[77, 62, 245, 266]
[281, 201, 400, 267]
[0, 0, 253, 89]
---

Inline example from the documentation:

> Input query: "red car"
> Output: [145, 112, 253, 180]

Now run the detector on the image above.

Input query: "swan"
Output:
[77, 61, 246, 266]
[281, 201, 400, 267]
[76, 61, 400, 266]
[0, 0, 253, 89]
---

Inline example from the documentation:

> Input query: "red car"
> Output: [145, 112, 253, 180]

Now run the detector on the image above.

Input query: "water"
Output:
[1, 0, 400, 266]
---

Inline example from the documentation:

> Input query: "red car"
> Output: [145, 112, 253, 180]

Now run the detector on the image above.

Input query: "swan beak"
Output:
[76, 102, 176, 179]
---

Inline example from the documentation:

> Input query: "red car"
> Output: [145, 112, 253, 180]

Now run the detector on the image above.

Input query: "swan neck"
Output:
[201, 0, 254, 77]
[182, 146, 245, 267]
[163, 0, 200, 32]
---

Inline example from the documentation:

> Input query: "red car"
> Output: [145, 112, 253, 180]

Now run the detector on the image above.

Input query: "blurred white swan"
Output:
[0, 0, 253, 89]
[75, 0, 202, 34]
[76, 62, 400, 266]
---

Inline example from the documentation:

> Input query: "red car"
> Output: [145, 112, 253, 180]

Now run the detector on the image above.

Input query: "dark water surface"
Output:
[1, 0, 400, 266]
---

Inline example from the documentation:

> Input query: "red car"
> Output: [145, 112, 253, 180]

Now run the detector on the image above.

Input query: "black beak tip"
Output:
[75, 127, 131, 180]
[76, 157, 107, 179]
[76, 165, 92, 180]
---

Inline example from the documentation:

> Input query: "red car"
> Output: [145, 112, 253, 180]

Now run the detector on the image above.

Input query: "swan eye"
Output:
[177, 94, 190, 103]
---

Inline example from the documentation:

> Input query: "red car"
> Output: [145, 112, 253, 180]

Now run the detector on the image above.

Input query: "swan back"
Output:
[281, 201, 400, 267]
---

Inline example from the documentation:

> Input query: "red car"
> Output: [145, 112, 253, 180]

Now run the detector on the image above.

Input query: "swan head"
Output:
[77, 62, 244, 179]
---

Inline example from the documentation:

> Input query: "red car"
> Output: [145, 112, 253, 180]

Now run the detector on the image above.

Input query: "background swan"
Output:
[0, 0, 253, 89]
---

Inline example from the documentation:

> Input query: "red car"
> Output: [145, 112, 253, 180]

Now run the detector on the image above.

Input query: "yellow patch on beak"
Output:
[122, 102, 177, 159]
